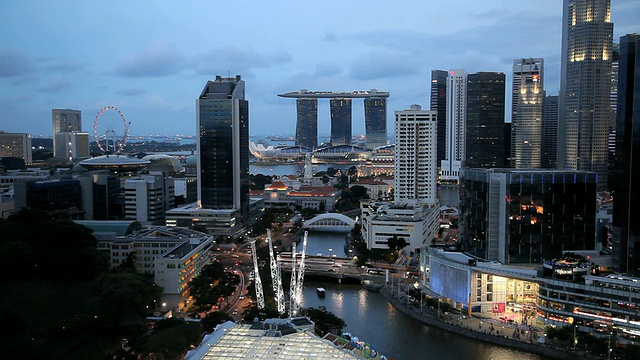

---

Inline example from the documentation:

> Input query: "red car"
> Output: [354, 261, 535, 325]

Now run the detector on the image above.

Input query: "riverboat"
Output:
[316, 287, 326, 297]
[361, 280, 384, 292]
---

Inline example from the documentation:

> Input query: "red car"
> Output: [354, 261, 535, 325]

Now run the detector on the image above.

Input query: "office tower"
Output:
[124, 172, 175, 225]
[394, 105, 437, 203]
[465, 72, 506, 168]
[196, 75, 249, 227]
[441, 69, 467, 181]
[330, 98, 352, 146]
[542, 95, 559, 168]
[52, 109, 83, 159]
[364, 95, 387, 149]
[558, 0, 613, 189]
[295, 98, 318, 149]
[54, 132, 90, 161]
[612, 34, 640, 276]
[430, 70, 448, 166]
[511, 58, 544, 168]
[279, 89, 389, 150]
[460, 168, 596, 264]
[0, 131, 32, 163]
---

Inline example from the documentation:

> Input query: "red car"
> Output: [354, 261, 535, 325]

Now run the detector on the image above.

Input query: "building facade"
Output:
[441, 69, 467, 181]
[295, 98, 318, 149]
[542, 95, 559, 169]
[330, 98, 352, 146]
[460, 168, 597, 264]
[52, 108, 83, 159]
[512, 59, 544, 168]
[465, 72, 506, 168]
[612, 33, 640, 276]
[197, 75, 250, 230]
[124, 172, 175, 225]
[558, 0, 614, 189]
[394, 105, 437, 203]
[431, 70, 448, 167]
[0, 132, 32, 164]
[364, 96, 388, 149]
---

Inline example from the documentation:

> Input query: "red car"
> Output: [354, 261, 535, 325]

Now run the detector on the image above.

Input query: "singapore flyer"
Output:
[93, 105, 130, 153]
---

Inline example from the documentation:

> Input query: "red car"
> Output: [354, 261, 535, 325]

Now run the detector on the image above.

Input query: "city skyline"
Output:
[0, 1, 637, 137]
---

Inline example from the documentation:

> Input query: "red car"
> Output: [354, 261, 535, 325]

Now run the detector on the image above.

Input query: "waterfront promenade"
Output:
[381, 286, 600, 360]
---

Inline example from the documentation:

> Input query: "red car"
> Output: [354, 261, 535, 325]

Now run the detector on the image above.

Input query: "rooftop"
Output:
[278, 89, 389, 99]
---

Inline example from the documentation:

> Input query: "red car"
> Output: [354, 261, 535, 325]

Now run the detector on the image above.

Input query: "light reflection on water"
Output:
[297, 232, 549, 360]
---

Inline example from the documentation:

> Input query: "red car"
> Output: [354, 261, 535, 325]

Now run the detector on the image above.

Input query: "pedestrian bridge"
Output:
[303, 213, 355, 232]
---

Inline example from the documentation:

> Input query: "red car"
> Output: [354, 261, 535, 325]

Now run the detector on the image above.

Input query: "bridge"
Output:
[303, 213, 355, 232]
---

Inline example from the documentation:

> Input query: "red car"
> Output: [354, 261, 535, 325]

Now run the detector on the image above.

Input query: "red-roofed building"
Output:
[350, 179, 391, 200]
[260, 182, 342, 211]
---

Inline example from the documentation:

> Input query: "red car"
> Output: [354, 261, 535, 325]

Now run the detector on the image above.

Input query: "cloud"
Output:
[194, 46, 292, 76]
[0, 49, 34, 77]
[312, 62, 343, 78]
[116, 88, 148, 97]
[114, 42, 184, 77]
[323, 33, 338, 42]
[349, 52, 422, 81]
[47, 61, 85, 73]
[36, 78, 72, 92]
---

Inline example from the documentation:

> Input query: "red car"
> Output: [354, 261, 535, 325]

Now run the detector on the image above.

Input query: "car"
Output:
[232, 309, 238, 315]
[239, 296, 245, 300]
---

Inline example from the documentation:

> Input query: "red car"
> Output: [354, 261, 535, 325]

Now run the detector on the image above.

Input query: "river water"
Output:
[299, 232, 546, 360]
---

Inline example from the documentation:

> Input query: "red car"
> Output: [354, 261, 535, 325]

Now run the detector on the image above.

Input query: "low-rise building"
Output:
[350, 178, 391, 201]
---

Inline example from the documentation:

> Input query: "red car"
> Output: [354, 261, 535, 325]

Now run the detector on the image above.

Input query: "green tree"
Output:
[387, 235, 408, 252]
[302, 306, 346, 337]
[201, 312, 234, 332]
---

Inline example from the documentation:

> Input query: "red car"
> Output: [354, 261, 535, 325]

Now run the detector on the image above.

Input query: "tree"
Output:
[387, 235, 408, 252]
[201, 312, 234, 332]
[302, 306, 346, 337]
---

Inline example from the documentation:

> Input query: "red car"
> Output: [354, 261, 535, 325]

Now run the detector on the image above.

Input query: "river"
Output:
[298, 232, 547, 360]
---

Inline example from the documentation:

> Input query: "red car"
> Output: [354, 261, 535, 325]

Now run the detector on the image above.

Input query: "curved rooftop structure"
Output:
[78, 154, 150, 172]
[278, 89, 389, 98]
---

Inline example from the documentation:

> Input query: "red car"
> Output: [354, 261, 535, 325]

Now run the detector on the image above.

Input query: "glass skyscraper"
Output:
[612, 34, 640, 276]
[196, 75, 249, 227]
[295, 98, 318, 149]
[512, 58, 544, 168]
[558, 0, 613, 189]
[465, 72, 506, 168]
[430, 70, 448, 166]
[364, 97, 387, 149]
[330, 98, 352, 146]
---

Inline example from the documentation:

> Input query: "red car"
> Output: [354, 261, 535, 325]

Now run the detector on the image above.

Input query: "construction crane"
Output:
[293, 231, 309, 315]
[250, 240, 265, 309]
[267, 230, 285, 314]
[289, 242, 297, 316]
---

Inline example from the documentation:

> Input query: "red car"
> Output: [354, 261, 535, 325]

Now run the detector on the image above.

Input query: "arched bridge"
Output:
[303, 213, 355, 232]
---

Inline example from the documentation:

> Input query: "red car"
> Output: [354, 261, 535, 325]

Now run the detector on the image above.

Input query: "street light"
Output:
[328, 248, 333, 258]
[573, 325, 577, 352]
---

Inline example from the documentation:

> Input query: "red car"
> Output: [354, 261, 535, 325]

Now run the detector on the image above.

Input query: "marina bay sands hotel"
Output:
[278, 89, 389, 150]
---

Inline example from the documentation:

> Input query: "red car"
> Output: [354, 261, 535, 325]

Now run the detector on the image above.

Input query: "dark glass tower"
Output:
[465, 72, 506, 168]
[542, 95, 559, 169]
[330, 98, 352, 146]
[295, 98, 318, 149]
[196, 75, 249, 226]
[612, 34, 640, 275]
[430, 70, 448, 166]
[364, 97, 387, 149]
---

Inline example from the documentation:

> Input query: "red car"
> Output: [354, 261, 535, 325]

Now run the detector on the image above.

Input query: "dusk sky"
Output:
[1, 1, 638, 138]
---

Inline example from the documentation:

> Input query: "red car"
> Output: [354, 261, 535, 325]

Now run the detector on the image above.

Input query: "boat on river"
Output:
[317, 287, 326, 297]
[361, 280, 384, 292]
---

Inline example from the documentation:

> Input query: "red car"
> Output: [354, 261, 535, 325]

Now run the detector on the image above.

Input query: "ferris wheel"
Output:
[92, 106, 130, 153]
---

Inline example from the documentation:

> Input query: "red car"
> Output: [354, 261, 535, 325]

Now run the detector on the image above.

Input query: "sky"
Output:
[0, 1, 638, 139]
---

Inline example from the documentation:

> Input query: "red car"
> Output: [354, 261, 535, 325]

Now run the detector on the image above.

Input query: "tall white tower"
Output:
[512, 58, 544, 168]
[440, 69, 467, 181]
[394, 105, 437, 203]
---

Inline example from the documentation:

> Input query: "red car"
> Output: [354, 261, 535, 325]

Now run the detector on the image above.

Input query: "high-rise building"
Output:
[430, 70, 448, 166]
[465, 72, 506, 168]
[124, 172, 175, 225]
[295, 98, 318, 149]
[364, 95, 388, 149]
[394, 105, 437, 203]
[558, 0, 613, 189]
[441, 69, 467, 181]
[460, 168, 596, 264]
[279, 89, 389, 150]
[612, 33, 640, 276]
[0, 131, 32, 163]
[52, 109, 84, 159]
[512, 58, 544, 168]
[542, 95, 559, 168]
[330, 98, 352, 146]
[196, 75, 249, 229]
